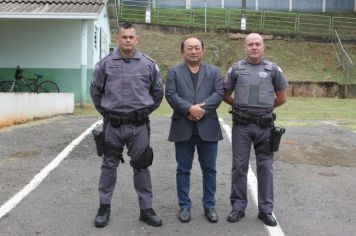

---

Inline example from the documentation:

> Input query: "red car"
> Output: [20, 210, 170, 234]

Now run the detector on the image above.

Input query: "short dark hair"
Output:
[180, 37, 204, 53]
[118, 22, 135, 32]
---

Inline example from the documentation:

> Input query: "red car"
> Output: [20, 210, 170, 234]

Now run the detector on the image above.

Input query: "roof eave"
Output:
[0, 13, 101, 20]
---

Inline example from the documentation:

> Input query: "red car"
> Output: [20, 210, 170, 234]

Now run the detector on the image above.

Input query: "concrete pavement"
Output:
[0, 114, 355, 235]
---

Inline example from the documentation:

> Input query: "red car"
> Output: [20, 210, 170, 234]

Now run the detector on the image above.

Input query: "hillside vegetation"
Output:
[134, 28, 356, 84]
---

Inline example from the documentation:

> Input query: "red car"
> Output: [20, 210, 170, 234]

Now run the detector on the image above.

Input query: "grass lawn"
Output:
[135, 28, 356, 85]
[75, 97, 356, 130]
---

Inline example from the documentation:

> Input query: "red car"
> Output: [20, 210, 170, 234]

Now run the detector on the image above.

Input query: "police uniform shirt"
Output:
[90, 49, 163, 114]
[224, 59, 288, 113]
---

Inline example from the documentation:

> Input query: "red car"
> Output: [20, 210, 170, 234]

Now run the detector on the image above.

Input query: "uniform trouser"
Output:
[98, 122, 153, 209]
[230, 123, 274, 213]
[175, 135, 217, 209]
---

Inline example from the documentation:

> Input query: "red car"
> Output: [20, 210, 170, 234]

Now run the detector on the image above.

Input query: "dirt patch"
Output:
[0, 116, 31, 129]
[275, 126, 356, 167]
[9, 150, 41, 158]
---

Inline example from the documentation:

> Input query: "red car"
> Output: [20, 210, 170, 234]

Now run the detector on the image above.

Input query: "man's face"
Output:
[181, 38, 203, 64]
[117, 27, 137, 53]
[244, 34, 265, 63]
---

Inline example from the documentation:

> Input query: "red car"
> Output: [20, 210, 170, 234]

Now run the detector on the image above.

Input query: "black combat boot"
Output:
[139, 208, 162, 227]
[94, 204, 111, 228]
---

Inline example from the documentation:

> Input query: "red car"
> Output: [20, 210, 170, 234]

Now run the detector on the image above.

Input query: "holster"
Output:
[92, 126, 104, 156]
[254, 125, 286, 155]
[272, 126, 285, 152]
[130, 122, 153, 169]
[130, 146, 153, 169]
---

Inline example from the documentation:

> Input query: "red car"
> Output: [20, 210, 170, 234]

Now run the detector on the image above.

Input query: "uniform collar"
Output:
[245, 57, 266, 65]
[113, 49, 141, 60]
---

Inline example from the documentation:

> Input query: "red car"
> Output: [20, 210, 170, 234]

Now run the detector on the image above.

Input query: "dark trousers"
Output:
[98, 123, 153, 209]
[175, 135, 218, 209]
[230, 123, 274, 213]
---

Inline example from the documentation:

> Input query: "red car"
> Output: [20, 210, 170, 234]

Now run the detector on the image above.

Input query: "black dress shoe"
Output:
[139, 208, 162, 227]
[178, 208, 190, 223]
[258, 212, 277, 227]
[227, 210, 245, 223]
[94, 205, 111, 228]
[204, 208, 218, 223]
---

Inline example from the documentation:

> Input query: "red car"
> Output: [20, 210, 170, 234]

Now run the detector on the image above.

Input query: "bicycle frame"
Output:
[1, 66, 59, 93]
[8, 80, 17, 91]
[18, 76, 42, 92]
[14, 66, 43, 92]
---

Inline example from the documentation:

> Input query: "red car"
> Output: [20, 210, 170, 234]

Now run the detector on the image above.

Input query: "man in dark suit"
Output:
[165, 37, 224, 223]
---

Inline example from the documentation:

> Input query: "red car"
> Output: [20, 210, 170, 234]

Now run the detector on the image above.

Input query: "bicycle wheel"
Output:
[36, 81, 60, 93]
[0, 81, 21, 92]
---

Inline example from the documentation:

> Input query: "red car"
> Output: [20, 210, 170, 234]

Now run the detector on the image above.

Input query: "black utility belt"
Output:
[107, 109, 149, 127]
[230, 107, 275, 127]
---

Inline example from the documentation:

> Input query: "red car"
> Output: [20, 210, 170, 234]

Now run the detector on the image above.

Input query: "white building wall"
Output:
[0, 19, 82, 69]
[0, 93, 74, 128]
[91, 6, 111, 68]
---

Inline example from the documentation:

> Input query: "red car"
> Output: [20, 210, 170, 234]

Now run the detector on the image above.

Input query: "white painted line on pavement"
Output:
[219, 117, 285, 236]
[323, 121, 356, 135]
[0, 119, 103, 219]
[322, 121, 338, 126]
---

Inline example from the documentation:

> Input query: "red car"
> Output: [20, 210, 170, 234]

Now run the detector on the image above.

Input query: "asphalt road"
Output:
[0, 114, 355, 236]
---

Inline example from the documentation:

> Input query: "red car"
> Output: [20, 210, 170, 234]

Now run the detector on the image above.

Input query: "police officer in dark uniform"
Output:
[223, 33, 288, 227]
[90, 22, 163, 228]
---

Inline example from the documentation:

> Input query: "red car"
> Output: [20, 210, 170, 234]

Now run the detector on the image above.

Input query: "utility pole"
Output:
[145, 0, 151, 23]
[204, 0, 207, 32]
[241, 0, 247, 30]
[186, 0, 191, 9]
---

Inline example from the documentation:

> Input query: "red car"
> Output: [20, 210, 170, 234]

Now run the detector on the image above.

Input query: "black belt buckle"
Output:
[120, 116, 131, 124]
[261, 114, 273, 127]
[109, 115, 121, 127]
[255, 117, 262, 125]
[232, 107, 249, 119]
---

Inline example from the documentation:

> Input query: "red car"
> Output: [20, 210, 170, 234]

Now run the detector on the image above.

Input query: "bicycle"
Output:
[0, 66, 60, 93]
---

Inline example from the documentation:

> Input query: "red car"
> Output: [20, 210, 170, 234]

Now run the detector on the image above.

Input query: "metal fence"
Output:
[135, 0, 355, 12]
[118, 1, 356, 40]
[332, 30, 355, 97]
